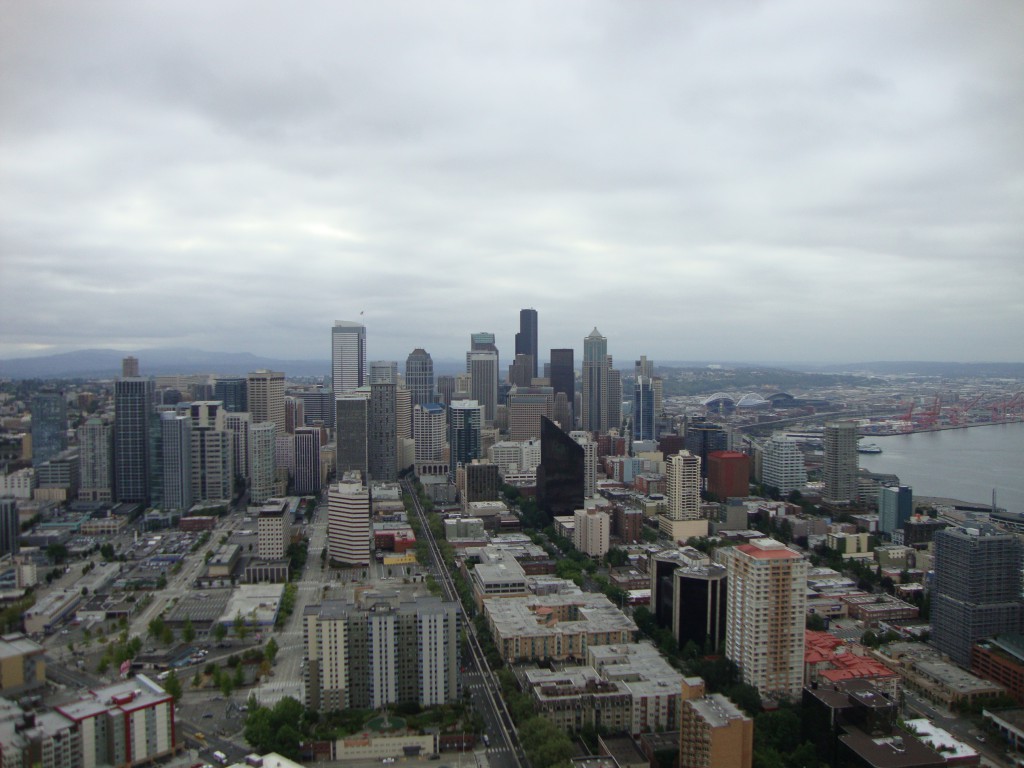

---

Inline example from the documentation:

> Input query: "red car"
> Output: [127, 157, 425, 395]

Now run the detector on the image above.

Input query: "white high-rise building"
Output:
[660, 450, 706, 540]
[467, 351, 498, 424]
[328, 479, 371, 566]
[574, 507, 610, 557]
[77, 418, 113, 502]
[413, 403, 446, 463]
[569, 431, 597, 497]
[761, 435, 807, 496]
[191, 427, 233, 501]
[257, 500, 291, 560]
[247, 370, 286, 436]
[332, 321, 366, 396]
[223, 412, 252, 480]
[823, 420, 858, 504]
[249, 422, 277, 504]
[160, 413, 193, 512]
[488, 439, 541, 478]
[722, 538, 808, 699]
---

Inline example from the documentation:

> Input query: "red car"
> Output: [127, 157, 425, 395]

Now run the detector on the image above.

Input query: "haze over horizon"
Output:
[2, 2, 1022, 364]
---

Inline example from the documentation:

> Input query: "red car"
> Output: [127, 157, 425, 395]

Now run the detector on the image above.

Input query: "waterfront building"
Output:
[823, 420, 859, 505]
[332, 320, 367, 395]
[878, 485, 913, 536]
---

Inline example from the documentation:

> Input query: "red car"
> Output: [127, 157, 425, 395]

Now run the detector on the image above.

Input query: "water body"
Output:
[858, 422, 1024, 513]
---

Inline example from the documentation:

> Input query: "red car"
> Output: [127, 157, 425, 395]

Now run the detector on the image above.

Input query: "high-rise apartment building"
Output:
[160, 412, 193, 511]
[448, 400, 483, 478]
[328, 478, 371, 566]
[760, 435, 807, 496]
[284, 396, 304, 434]
[223, 412, 252, 480]
[30, 389, 67, 468]
[467, 351, 499, 424]
[213, 377, 247, 413]
[549, 348, 575, 428]
[651, 549, 727, 652]
[606, 363, 621, 433]
[336, 389, 370, 480]
[249, 422, 277, 504]
[573, 507, 610, 558]
[537, 417, 584, 520]
[368, 382, 397, 482]
[515, 308, 539, 380]
[507, 386, 554, 441]
[0, 498, 20, 557]
[931, 526, 1024, 666]
[823, 421, 859, 505]
[191, 427, 233, 501]
[581, 329, 608, 433]
[257, 500, 291, 560]
[114, 378, 154, 504]
[332, 321, 366, 396]
[247, 370, 286, 436]
[294, 426, 322, 495]
[304, 595, 460, 711]
[569, 430, 597, 497]
[878, 485, 913, 536]
[405, 348, 435, 407]
[77, 418, 113, 502]
[723, 538, 808, 699]
[413, 403, 446, 463]
[679, 677, 754, 768]
[661, 450, 705, 540]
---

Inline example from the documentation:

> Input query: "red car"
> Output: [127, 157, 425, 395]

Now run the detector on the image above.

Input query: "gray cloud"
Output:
[1, 0, 1022, 365]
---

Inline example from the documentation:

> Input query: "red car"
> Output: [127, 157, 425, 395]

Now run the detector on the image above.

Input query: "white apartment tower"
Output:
[569, 430, 597, 497]
[257, 501, 291, 560]
[722, 538, 808, 700]
[413, 403, 446, 463]
[573, 507, 611, 557]
[247, 370, 286, 436]
[328, 480, 371, 566]
[332, 321, 367, 396]
[660, 450, 706, 541]
[761, 435, 807, 496]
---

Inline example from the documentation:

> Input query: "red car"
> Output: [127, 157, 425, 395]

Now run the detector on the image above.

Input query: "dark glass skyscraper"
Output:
[634, 376, 656, 441]
[214, 377, 248, 413]
[114, 378, 154, 503]
[536, 416, 584, 521]
[549, 348, 575, 427]
[515, 308, 538, 380]
[30, 389, 67, 467]
[405, 348, 435, 407]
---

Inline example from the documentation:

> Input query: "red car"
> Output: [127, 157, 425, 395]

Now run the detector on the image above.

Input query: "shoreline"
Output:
[868, 418, 1024, 437]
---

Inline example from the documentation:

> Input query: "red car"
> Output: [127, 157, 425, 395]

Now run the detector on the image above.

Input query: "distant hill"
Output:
[803, 361, 1024, 378]
[0, 348, 330, 379]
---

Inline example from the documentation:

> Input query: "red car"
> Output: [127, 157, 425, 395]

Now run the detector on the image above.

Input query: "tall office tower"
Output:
[448, 400, 483, 478]
[114, 378, 154, 503]
[30, 389, 67, 468]
[878, 485, 913, 536]
[652, 377, 664, 419]
[0, 498, 19, 557]
[569, 430, 597, 497]
[634, 376, 656, 441]
[706, 451, 750, 500]
[276, 433, 296, 477]
[760, 435, 807, 496]
[573, 508, 610, 557]
[368, 382, 397, 482]
[537, 416, 584, 520]
[336, 390, 370, 480]
[296, 387, 335, 430]
[213, 377, 247, 413]
[148, 411, 164, 508]
[635, 355, 654, 380]
[515, 308, 539, 380]
[223, 412, 252, 480]
[327, 479, 371, 566]
[247, 370, 286, 436]
[77, 418, 114, 502]
[470, 331, 499, 363]
[507, 354, 534, 387]
[436, 375, 456, 406]
[413, 404, 446, 463]
[249, 422, 277, 504]
[684, 418, 729, 479]
[369, 360, 398, 385]
[661, 450, 707, 541]
[121, 356, 140, 377]
[549, 348, 575, 426]
[467, 351, 499, 424]
[332, 320, 367, 396]
[160, 412, 193, 512]
[723, 538, 808, 700]
[405, 349, 435, 407]
[606, 363, 622, 432]
[507, 386, 554, 441]
[651, 550, 728, 651]
[395, 387, 413, 472]
[284, 396, 304, 434]
[304, 594, 460, 711]
[191, 427, 233, 501]
[552, 392, 572, 432]
[931, 526, 1024, 666]
[294, 427, 322, 494]
[454, 373, 472, 400]
[679, 678, 753, 768]
[581, 328, 609, 433]
[823, 420, 859, 504]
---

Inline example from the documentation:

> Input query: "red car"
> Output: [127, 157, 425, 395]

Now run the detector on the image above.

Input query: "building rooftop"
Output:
[690, 692, 747, 728]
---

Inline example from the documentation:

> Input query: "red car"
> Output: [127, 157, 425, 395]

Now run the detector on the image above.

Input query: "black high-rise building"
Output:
[651, 551, 728, 652]
[114, 378, 154, 504]
[515, 308, 538, 380]
[214, 378, 248, 413]
[0, 498, 19, 557]
[405, 348, 435, 407]
[549, 348, 574, 426]
[536, 416, 584, 521]
[683, 417, 728, 478]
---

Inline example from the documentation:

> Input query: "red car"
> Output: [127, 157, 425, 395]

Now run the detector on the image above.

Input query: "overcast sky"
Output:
[1, 1, 1022, 366]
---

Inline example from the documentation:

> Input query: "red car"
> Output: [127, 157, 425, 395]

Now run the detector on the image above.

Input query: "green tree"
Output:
[183, 617, 195, 643]
[163, 671, 183, 702]
[265, 637, 279, 664]
[213, 622, 227, 642]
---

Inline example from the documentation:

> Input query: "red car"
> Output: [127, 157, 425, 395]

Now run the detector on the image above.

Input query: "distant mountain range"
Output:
[1, 348, 1021, 381]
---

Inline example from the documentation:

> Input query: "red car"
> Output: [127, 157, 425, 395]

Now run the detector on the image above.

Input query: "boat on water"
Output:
[858, 443, 883, 454]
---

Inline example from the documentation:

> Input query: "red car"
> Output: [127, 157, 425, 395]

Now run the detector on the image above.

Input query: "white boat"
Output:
[858, 443, 883, 454]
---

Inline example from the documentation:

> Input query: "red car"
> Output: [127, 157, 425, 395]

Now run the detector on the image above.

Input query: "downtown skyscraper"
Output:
[332, 320, 367, 396]
[581, 328, 618, 433]
[405, 348, 435, 407]
[114, 377, 154, 504]
[514, 308, 538, 380]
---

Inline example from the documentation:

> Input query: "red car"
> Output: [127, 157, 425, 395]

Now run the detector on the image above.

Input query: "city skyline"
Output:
[1, 3, 1022, 364]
